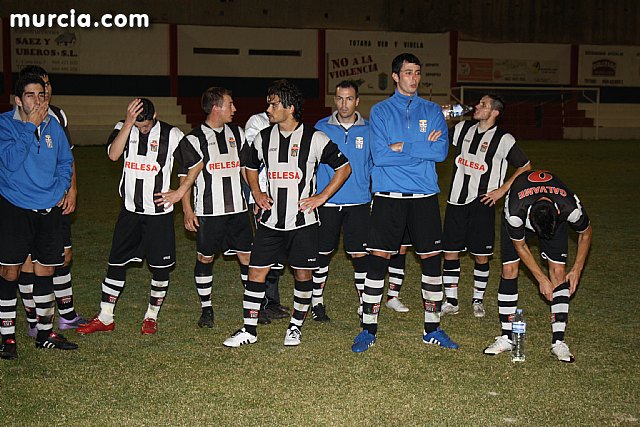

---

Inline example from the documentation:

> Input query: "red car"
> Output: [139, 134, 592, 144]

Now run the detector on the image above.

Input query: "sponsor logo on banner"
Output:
[592, 59, 616, 76]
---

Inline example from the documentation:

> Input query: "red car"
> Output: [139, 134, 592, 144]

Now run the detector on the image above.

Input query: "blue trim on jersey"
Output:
[0, 108, 73, 209]
[315, 112, 372, 205]
[369, 90, 448, 195]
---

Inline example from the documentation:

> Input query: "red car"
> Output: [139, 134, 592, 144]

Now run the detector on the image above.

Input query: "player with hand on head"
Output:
[77, 98, 203, 336]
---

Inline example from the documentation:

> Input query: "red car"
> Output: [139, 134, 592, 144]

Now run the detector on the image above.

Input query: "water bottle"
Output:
[511, 308, 526, 363]
[441, 104, 474, 120]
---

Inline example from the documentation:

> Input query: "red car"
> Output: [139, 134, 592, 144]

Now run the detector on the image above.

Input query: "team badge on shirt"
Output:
[45, 134, 53, 148]
[291, 143, 299, 157]
[150, 140, 159, 152]
[355, 137, 364, 149]
[480, 141, 489, 152]
[419, 119, 428, 133]
[229, 137, 236, 148]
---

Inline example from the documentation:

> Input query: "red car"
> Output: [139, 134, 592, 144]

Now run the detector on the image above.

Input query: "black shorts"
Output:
[0, 195, 64, 267]
[443, 200, 495, 256]
[61, 214, 72, 249]
[318, 204, 369, 255]
[368, 195, 442, 255]
[108, 209, 176, 268]
[500, 216, 568, 265]
[250, 223, 319, 270]
[196, 212, 253, 257]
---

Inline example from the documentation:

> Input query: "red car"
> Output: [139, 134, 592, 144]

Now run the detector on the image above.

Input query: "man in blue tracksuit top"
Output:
[0, 75, 77, 360]
[352, 53, 459, 353]
[313, 80, 372, 322]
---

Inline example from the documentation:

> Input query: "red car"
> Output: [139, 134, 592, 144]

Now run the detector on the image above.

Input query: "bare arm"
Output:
[299, 163, 351, 213]
[247, 168, 272, 210]
[154, 161, 203, 208]
[108, 99, 143, 161]
[565, 224, 592, 295]
[512, 238, 554, 301]
[180, 176, 199, 232]
[481, 163, 532, 206]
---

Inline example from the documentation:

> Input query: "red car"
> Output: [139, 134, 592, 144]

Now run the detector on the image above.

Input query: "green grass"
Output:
[1, 140, 639, 426]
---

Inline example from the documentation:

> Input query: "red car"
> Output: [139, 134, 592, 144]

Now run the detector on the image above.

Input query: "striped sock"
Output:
[243, 280, 265, 336]
[0, 276, 18, 342]
[194, 260, 213, 309]
[498, 277, 518, 337]
[472, 262, 490, 302]
[362, 255, 389, 336]
[33, 275, 55, 340]
[18, 272, 36, 327]
[421, 256, 443, 334]
[387, 253, 406, 301]
[312, 254, 329, 307]
[289, 279, 313, 328]
[551, 282, 570, 343]
[53, 265, 77, 320]
[443, 258, 460, 306]
[99, 265, 126, 325]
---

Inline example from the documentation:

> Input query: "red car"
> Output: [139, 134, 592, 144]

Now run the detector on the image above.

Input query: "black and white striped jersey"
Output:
[243, 123, 349, 231]
[180, 123, 248, 216]
[49, 105, 72, 149]
[107, 120, 200, 215]
[447, 121, 529, 205]
[504, 170, 590, 240]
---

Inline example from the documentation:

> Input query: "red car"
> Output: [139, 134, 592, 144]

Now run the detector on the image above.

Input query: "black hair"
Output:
[137, 98, 155, 122]
[530, 200, 559, 240]
[14, 75, 45, 98]
[201, 87, 232, 114]
[267, 79, 303, 122]
[486, 93, 506, 116]
[336, 80, 359, 97]
[392, 53, 421, 75]
[19, 65, 48, 79]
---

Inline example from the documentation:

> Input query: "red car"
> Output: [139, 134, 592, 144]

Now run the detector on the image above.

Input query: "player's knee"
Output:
[0, 265, 20, 282]
[501, 262, 519, 279]
[197, 253, 214, 264]
[293, 268, 312, 282]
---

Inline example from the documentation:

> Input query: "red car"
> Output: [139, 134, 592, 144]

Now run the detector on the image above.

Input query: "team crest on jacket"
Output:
[45, 134, 53, 148]
[419, 119, 428, 133]
[355, 137, 364, 149]
[150, 140, 159, 152]
[229, 137, 236, 148]
[291, 143, 299, 157]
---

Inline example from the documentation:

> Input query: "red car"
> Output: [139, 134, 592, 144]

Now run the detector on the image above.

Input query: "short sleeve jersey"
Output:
[180, 123, 247, 216]
[107, 120, 200, 215]
[242, 123, 349, 230]
[504, 170, 590, 240]
[448, 121, 529, 205]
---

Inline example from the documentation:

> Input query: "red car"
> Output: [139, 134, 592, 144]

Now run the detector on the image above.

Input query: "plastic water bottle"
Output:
[441, 104, 474, 120]
[511, 308, 526, 363]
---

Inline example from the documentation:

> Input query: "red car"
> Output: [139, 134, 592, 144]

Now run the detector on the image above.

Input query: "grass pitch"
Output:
[1, 140, 639, 426]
